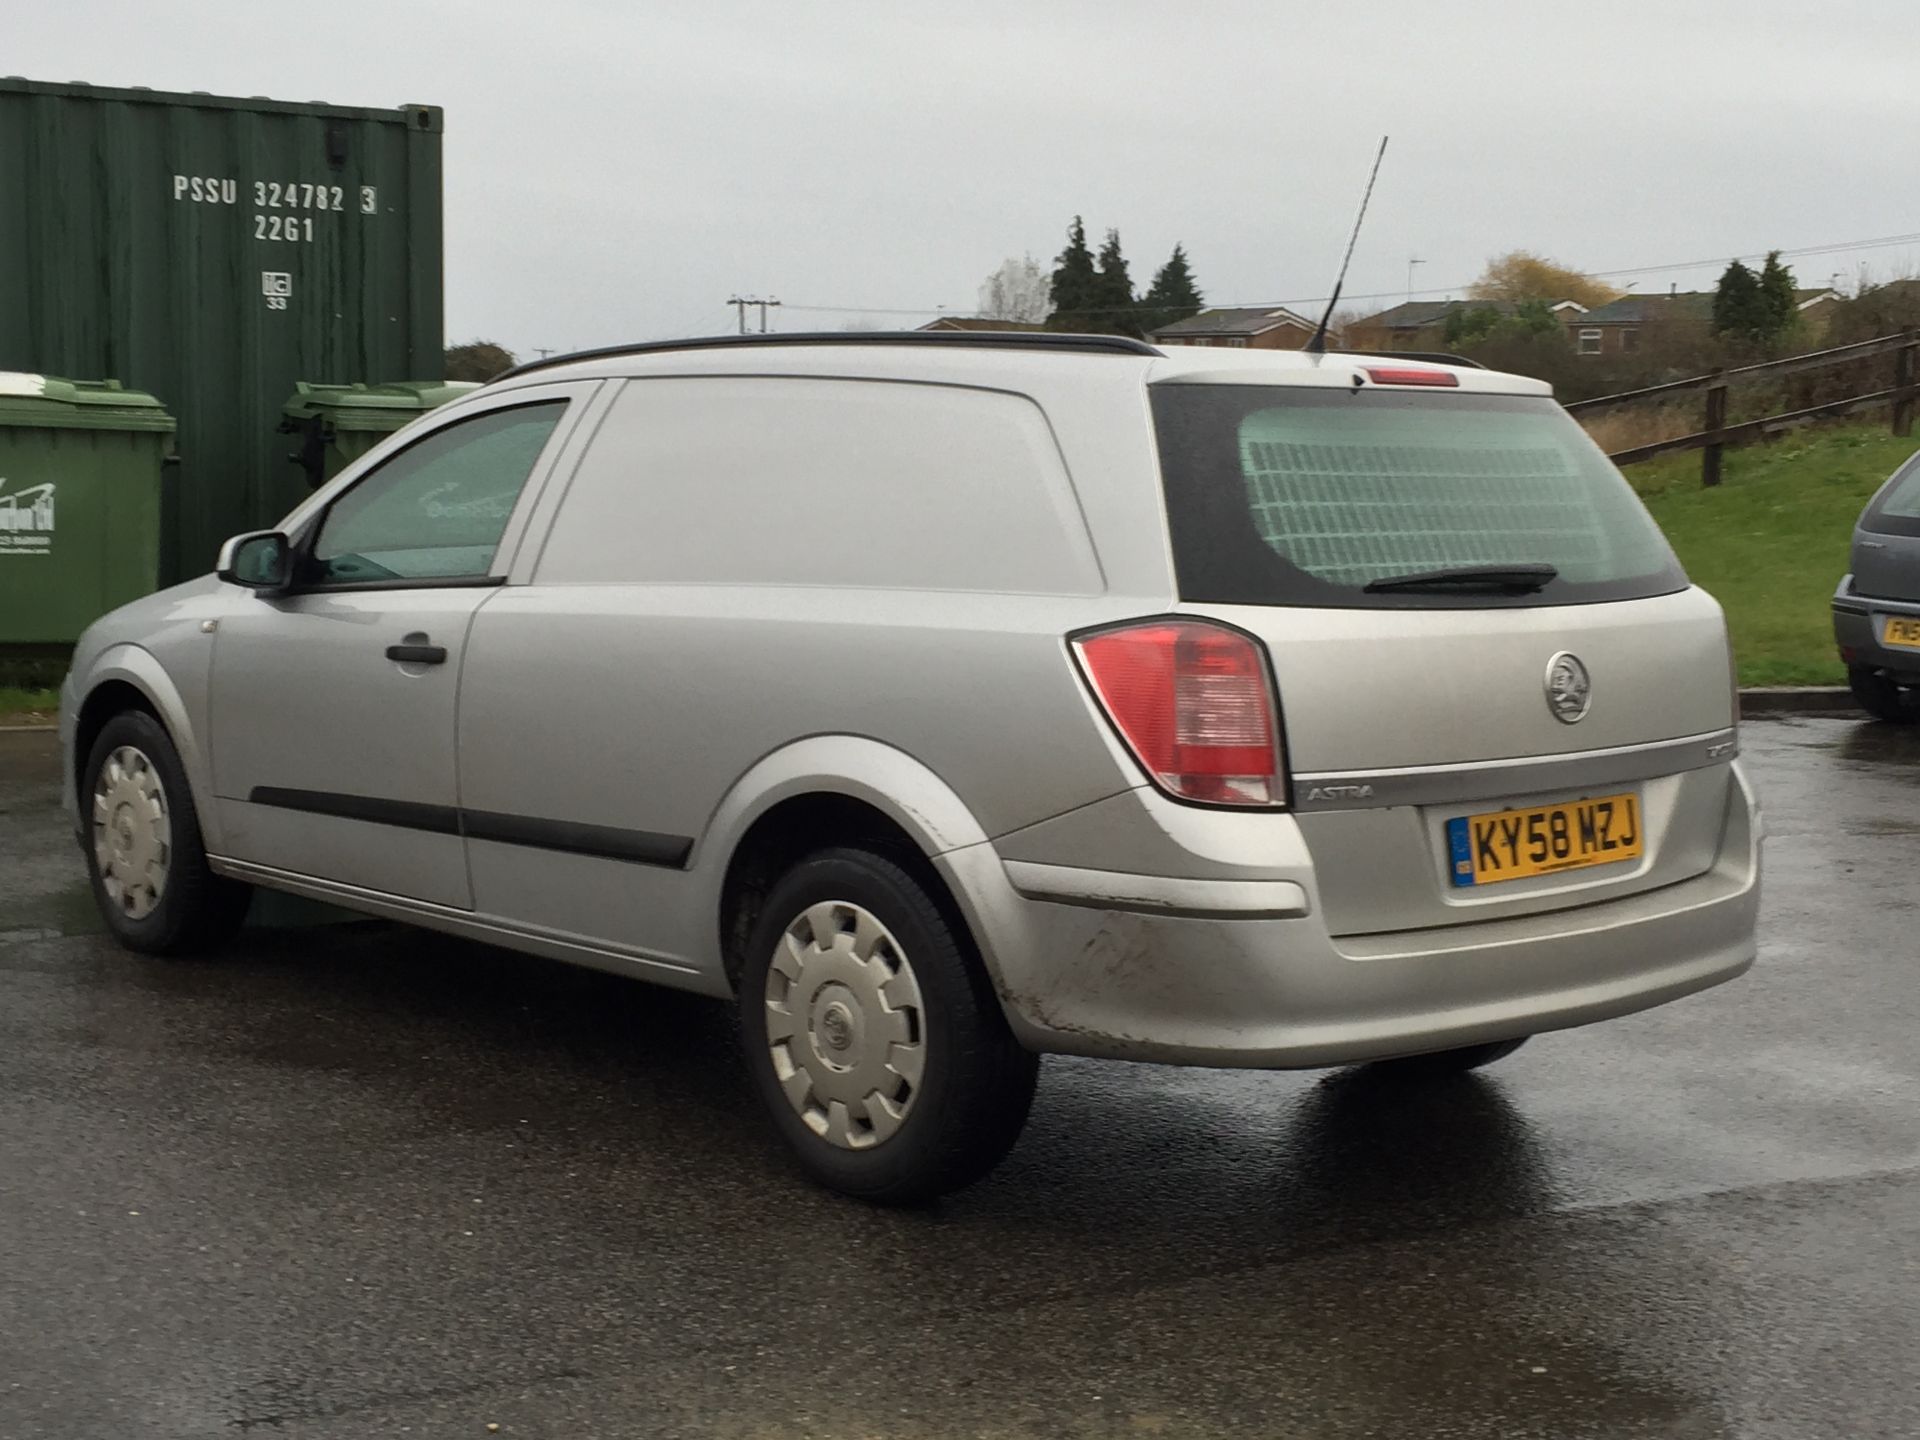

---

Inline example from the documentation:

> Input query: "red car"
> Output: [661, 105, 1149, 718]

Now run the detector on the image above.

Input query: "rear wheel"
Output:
[738, 846, 1038, 1204]
[82, 710, 252, 955]
[1365, 1036, 1529, 1075]
[1849, 666, 1919, 723]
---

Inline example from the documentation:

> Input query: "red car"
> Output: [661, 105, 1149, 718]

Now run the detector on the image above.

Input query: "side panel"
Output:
[0, 79, 444, 583]
[456, 587, 1142, 966]
[458, 370, 1160, 965]
[460, 735, 999, 990]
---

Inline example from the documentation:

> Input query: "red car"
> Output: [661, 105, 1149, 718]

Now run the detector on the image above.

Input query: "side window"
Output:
[535, 378, 1101, 594]
[307, 402, 566, 584]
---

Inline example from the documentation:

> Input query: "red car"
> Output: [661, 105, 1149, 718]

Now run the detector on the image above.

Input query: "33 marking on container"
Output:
[262, 272, 293, 312]
[0, 481, 56, 556]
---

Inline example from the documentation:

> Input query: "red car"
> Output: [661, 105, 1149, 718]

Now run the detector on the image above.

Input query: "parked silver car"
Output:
[62, 333, 1762, 1201]
[1833, 449, 1920, 721]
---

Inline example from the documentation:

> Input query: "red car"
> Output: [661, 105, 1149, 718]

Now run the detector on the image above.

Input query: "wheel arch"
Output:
[69, 645, 220, 849]
[697, 737, 994, 993]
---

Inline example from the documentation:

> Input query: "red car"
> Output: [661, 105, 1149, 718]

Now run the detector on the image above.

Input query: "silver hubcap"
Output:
[764, 900, 926, 1150]
[91, 745, 171, 921]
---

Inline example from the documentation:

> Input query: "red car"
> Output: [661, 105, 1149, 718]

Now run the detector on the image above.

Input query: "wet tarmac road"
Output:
[2, 718, 1917, 1439]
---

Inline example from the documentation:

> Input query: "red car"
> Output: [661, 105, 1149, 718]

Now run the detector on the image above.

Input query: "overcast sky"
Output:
[12, 0, 1920, 357]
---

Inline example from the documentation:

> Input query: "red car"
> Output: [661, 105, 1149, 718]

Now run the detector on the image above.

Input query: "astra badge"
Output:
[1545, 652, 1591, 724]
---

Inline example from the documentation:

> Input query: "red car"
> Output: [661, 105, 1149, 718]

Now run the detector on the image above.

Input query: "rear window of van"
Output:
[1150, 385, 1687, 609]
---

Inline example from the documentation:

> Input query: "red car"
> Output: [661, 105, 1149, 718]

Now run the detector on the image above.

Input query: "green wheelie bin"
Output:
[0, 373, 175, 646]
[280, 380, 479, 490]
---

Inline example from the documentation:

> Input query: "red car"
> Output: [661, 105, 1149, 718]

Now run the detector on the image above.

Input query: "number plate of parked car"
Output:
[1447, 793, 1642, 887]
[1881, 615, 1920, 649]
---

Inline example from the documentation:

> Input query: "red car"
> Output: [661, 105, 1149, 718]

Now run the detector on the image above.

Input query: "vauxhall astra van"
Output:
[60, 333, 1761, 1201]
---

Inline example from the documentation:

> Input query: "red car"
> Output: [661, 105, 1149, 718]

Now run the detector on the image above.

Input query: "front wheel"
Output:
[1849, 666, 1919, 724]
[739, 846, 1038, 1204]
[82, 710, 252, 955]
[1364, 1036, 1529, 1076]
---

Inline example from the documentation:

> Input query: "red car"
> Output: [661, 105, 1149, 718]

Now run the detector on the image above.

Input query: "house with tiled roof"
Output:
[1344, 297, 1587, 352]
[1571, 287, 1844, 356]
[917, 316, 1047, 333]
[1147, 306, 1318, 349]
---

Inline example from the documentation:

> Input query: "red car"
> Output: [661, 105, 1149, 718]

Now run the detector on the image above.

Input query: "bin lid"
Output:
[0, 372, 176, 432]
[282, 380, 481, 431]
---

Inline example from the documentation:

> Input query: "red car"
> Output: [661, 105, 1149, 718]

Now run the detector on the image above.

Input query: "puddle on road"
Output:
[2, 879, 106, 940]
[1846, 815, 1920, 837]
[1836, 724, 1920, 772]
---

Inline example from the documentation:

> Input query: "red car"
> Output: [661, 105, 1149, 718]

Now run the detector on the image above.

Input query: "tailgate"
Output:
[1149, 374, 1736, 935]
[1202, 591, 1737, 935]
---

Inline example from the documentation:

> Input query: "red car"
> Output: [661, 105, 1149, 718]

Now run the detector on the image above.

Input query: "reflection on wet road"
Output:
[1, 718, 1916, 1437]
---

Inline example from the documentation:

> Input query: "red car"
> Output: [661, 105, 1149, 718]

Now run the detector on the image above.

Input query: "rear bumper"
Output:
[942, 763, 1761, 1069]
[1833, 576, 1920, 679]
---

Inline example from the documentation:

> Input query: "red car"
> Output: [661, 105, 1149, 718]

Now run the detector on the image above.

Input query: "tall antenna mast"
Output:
[1304, 135, 1389, 355]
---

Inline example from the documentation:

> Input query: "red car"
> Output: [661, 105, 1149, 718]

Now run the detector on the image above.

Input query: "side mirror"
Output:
[216, 531, 292, 590]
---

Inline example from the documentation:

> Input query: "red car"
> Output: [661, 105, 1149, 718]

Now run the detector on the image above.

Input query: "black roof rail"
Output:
[494, 330, 1163, 382]
[1342, 349, 1487, 369]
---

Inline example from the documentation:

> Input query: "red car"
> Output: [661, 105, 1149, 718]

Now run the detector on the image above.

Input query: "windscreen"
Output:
[1151, 384, 1687, 609]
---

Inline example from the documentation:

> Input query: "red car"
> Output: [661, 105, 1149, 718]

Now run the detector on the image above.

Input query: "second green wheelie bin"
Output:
[280, 381, 479, 490]
[0, 373, 175, 645]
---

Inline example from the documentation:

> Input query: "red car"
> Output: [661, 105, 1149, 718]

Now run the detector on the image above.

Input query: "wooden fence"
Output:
[1565, 330, 1920, 486]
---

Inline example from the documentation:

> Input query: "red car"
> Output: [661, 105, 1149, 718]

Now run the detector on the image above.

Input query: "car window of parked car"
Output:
[308, 401, 567, 585]
[1863, 454, 1920, 530]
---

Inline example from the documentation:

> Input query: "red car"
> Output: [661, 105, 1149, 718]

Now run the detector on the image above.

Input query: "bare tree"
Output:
[977, 255, 1050, 324]
[444, 340, 517, 381]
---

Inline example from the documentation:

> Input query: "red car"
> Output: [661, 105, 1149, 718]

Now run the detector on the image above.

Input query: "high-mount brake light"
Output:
[1072, 620, 1285, 808]
[1362, 366, 1460, 387]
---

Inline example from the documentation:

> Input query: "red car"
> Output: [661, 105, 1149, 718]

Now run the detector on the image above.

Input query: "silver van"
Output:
[1833, 449, 1920, 720]
[61, 334, 1761, 1202]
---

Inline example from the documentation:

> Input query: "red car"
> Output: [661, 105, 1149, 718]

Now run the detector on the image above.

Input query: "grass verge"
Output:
[0, 686, 60, 725]
[1629, 421, 1920, 685]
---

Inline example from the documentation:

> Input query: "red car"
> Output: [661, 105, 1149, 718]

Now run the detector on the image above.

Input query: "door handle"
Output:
[386, 643, 448, 665]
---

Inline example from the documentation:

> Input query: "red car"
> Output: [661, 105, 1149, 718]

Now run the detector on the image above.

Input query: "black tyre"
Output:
[738, 846, 1038, 1204]
[81, 710, 252, 955]
[1849, 666, 1919, 724]
[1365, 1036, 1530, 1076]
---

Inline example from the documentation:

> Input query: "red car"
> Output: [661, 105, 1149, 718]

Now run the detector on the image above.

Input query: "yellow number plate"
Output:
[1447, 793, 1641, 887]
[1883, 616, 1920, 649]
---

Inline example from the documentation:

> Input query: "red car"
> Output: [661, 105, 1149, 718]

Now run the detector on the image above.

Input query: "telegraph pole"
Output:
[728, 296, 781, 333]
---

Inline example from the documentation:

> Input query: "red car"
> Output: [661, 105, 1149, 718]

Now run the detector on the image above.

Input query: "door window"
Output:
[307, 402, 566, 584]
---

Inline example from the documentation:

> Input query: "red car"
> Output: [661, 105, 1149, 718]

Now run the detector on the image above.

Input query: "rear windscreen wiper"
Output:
[1362, 563, 1559, 595]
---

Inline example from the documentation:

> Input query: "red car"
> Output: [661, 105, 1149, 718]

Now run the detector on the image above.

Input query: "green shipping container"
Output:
[0, 373, 175, 645]
[0, 77, 443, 586]
[280, 379, 478, 489]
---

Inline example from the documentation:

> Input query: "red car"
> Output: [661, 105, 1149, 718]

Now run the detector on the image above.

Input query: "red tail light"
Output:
[1363, 365, 1459, 387]
[1072, 620, 1285, 807]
